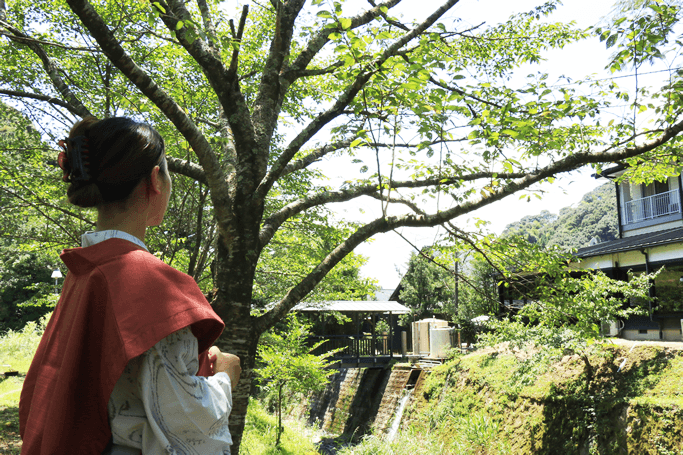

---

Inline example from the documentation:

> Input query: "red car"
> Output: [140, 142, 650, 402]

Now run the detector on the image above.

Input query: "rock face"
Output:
[306, 364, 426, 441]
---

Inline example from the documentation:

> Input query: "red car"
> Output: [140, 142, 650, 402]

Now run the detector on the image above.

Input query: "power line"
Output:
[552, 66, 683, 88]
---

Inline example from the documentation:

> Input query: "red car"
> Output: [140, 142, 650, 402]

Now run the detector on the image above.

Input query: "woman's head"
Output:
[60, 117, 167, 208]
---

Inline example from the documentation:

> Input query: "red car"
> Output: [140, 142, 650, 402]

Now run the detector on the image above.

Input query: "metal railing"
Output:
[623, 189, 681, 225]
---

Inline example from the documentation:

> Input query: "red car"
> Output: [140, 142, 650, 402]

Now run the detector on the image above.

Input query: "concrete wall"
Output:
[307, 367, 391, 439]
[371, 365, 412, 434]
[622, 329, 661, 340]
[305, 364, 426, 440]
[662, 328, 683, 341]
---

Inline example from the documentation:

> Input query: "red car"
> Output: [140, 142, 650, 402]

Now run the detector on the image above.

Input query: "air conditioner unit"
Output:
[601, 320, 620, 337]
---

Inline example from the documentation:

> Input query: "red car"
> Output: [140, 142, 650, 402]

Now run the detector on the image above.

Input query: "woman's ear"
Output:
[148, 165, 163, 195]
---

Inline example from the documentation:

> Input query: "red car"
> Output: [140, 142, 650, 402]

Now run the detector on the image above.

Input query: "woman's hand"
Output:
[208, 346, 241, 387]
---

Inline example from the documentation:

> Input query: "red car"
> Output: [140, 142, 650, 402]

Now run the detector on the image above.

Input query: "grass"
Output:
[0, 317, 47, 375]
[241, 399, 321, 455]
[0, 317, 46, 455]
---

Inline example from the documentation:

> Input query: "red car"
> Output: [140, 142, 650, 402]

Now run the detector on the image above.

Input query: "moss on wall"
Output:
[402, 344, 683, 454]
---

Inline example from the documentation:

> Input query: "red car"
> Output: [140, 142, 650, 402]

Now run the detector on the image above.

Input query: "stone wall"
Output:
[307, 367, 391, 439]
[371, 365, 413, 434]
[305, 364, 427, 440]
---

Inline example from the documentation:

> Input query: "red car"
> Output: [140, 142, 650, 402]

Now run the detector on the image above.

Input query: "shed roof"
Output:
[294, 300, 411, 314]
[576, 227, 683, 258]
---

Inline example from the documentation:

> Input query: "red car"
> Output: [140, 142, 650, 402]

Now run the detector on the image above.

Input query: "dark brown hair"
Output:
[65, 117, 166, 208]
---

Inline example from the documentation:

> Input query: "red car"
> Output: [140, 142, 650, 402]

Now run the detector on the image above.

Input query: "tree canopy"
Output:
[2, 0, 683, 449]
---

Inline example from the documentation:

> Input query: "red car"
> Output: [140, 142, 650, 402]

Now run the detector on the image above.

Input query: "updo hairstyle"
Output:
[65, 117, 167, 208]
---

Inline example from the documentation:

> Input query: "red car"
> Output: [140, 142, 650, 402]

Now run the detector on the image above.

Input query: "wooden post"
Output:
[389, 312, 394, 359]
[371, 313, 376, 357]
[355, 313, 360, 364]
[401, 331, 407, 358]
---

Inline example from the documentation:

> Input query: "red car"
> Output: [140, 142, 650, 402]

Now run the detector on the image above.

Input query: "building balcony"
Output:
[622, 189, 681, 226]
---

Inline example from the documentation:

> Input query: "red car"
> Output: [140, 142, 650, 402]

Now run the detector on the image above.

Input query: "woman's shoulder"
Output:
[89, 239, 193, 282]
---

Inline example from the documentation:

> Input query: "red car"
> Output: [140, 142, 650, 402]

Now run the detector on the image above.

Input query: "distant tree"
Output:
[0, 250, 55, 332]
[501, 183, 618, 251]
[457, 254, 500, 321]
[501, 210, 558, 246]
[398, 251, 454, 321]
[546, 184, 618, 250]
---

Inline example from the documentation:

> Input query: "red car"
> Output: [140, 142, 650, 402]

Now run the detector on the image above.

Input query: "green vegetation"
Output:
[398, 250, 456, 321]
[2, 0, 683, 449]
[255, 315, 337, 446]
[502, 183, 619, 251]
[0, 314, 48, 454]
[401, 343, 683, 455]
[241, 400, 320, 455]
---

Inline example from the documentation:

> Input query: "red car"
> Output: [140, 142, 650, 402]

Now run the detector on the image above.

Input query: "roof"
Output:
[294, 300, 411, 314]
[576, 227, 683, 258]
[597, 163, 626, 178]
[373, 288, 396, 301]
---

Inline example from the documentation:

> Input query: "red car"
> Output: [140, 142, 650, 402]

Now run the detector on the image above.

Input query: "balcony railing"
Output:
[623, 189, 681, 225]
[308, 334, 393, 358]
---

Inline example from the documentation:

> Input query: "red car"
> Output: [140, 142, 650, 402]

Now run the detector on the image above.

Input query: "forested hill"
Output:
[502, 183, 618, 251]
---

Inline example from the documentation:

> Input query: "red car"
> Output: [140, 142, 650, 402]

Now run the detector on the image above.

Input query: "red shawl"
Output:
[19, 239, 224, 455]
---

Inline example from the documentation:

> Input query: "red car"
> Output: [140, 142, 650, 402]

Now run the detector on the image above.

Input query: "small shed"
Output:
[295, 300, 410, 336]
[295, 300, 411, 359]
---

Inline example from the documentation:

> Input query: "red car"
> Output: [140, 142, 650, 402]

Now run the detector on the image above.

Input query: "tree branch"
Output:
[228, 5, 249, 77]
[0, 19, 93, 118]
[284, 0, 402, 79]
[250, 0, 307, 181]
[257, 118, 683, 326]
[280, 138, 353, 177]
[196, 0, 221, 56]
[155, 0, 256, 168]
[0, 29, 101, 52]
[258, 169, 526, 249]
[255, 0, 462, 201]
[0, 89, 83, 116]
[65, 0, 234, 244]
[166, 156, 207, 185]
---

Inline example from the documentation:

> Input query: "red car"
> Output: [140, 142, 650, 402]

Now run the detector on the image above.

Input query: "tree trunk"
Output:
[212, 238, 262, 454]
[276, 382, 283, 447]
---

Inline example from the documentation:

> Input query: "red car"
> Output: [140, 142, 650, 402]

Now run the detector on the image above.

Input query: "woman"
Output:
[19, 117, 240, 455]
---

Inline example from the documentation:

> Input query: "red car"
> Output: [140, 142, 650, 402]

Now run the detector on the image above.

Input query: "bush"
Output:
[0, 312, 50, 373]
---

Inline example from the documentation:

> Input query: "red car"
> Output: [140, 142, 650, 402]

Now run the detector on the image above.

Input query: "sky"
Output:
[220, 0, 675, 289]
[332, 0, 649, 289]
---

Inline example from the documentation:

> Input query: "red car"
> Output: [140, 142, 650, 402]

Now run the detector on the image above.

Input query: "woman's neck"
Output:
[96, 203, 148, 244]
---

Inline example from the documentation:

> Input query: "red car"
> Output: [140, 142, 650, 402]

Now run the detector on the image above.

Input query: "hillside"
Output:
[502, 183, 618, 251]
[402, 341, 683, 454]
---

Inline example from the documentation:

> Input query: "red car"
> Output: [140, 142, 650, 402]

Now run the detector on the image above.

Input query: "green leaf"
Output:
[152, 2, 165, 14]
[501, 129, 518, 138]
[339, 18, 352, 30]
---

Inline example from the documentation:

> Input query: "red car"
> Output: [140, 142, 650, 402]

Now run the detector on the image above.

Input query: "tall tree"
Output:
[2, 0, 683, 449]
[399, 250, 454, 319]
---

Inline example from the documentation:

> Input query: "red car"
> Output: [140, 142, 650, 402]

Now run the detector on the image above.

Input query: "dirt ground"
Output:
[607, 337, 683, 350]
[0, 405, 21, 454]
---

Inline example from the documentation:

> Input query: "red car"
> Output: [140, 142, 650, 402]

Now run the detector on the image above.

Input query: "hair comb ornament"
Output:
[57, 136, 91, 183]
